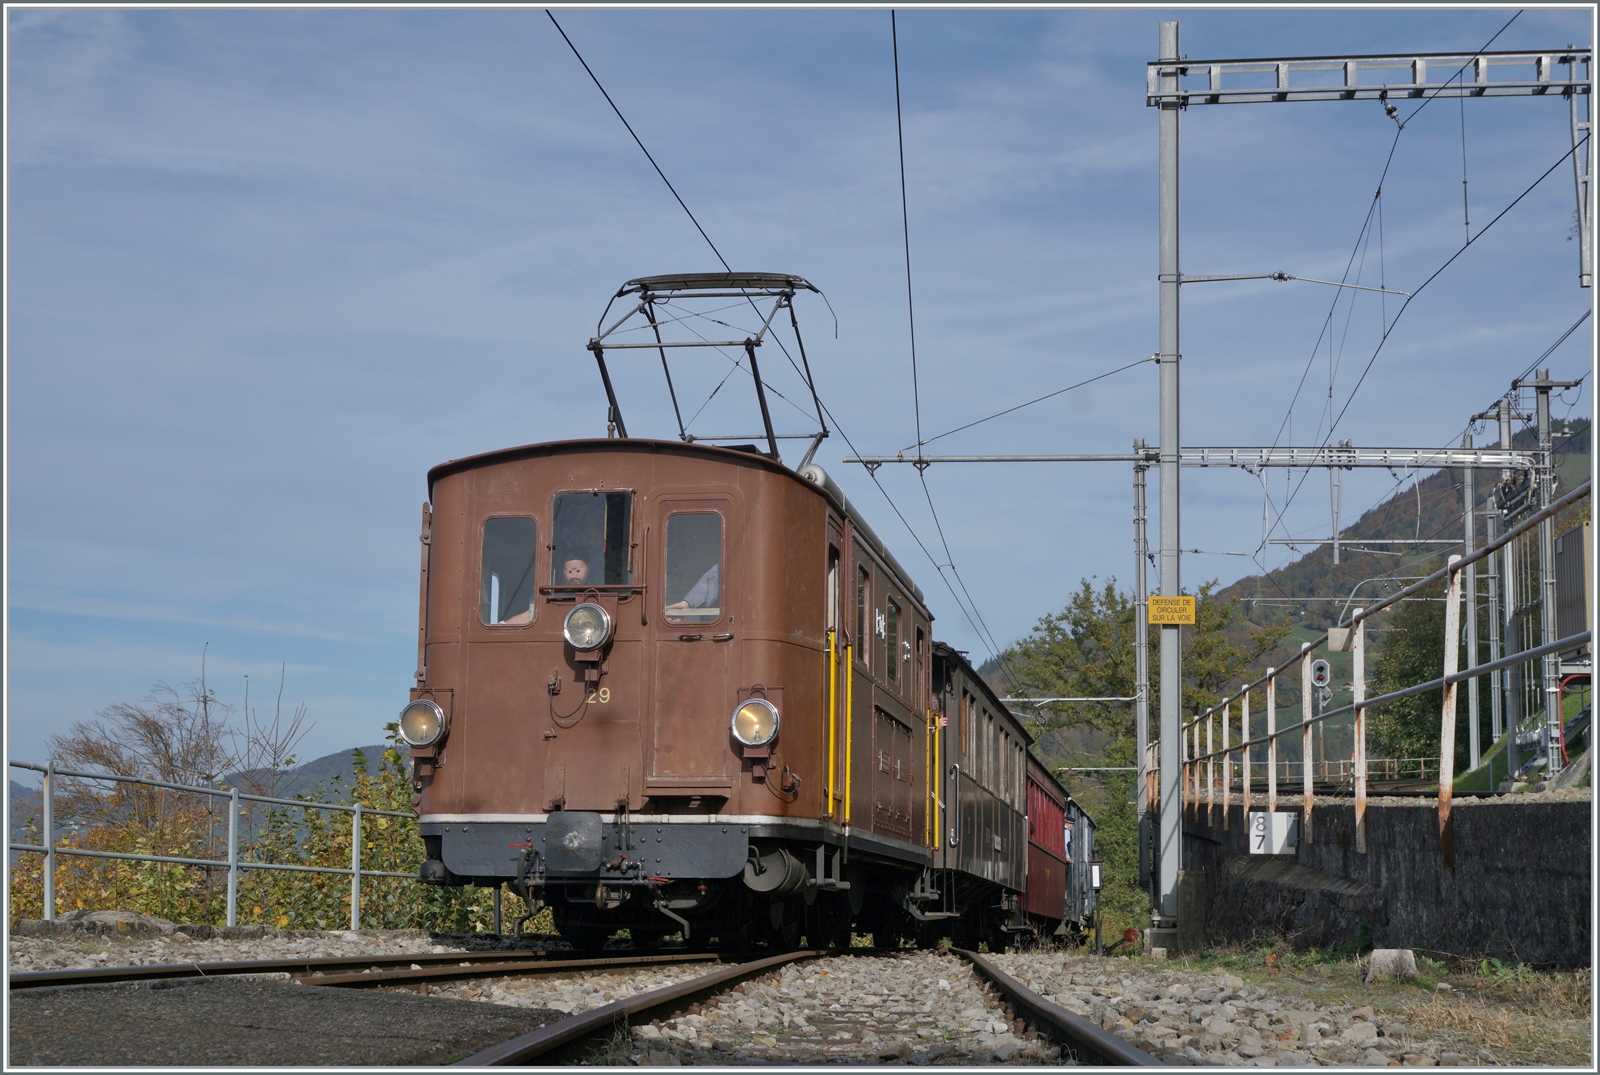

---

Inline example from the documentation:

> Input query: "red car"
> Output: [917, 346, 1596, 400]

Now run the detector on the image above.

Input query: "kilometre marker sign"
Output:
[1147, 595, 1196, 625]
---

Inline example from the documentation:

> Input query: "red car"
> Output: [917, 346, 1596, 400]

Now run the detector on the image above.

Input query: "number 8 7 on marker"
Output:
[1248, 811, 1298, 854]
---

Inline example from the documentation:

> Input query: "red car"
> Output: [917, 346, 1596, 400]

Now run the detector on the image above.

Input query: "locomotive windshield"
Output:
[551, 491, 632, 587]
[481, 516, 538, 625]
[665, 512, 721, 623]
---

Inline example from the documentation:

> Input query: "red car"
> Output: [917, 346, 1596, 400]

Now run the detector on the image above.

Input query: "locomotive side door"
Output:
[871, 708, 915, 840]
[647, 497, 735, 793]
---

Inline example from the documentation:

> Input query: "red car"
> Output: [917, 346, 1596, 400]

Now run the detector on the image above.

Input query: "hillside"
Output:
[1219, 419, 1590, 636]
[979, 419, 1589, 775]
[224, 744, 390, 801]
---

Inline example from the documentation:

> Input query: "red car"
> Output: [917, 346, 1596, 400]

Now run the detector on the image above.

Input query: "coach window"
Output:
[665, 512, 722, 624]
[855, 565, 871, 668]
[551, 491, 632, 587]
[481, 517, 538, 625]
[827, 546, 841, 634]
[914, 627, 925, 708]
[885, 598, 901, 685]
[986, 712, 995, 788]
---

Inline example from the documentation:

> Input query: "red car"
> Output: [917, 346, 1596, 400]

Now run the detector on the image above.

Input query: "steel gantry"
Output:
[1136, 24, 1590, 934]
[847, 444, 1539, 470]
[1146, 46, 1593, 287]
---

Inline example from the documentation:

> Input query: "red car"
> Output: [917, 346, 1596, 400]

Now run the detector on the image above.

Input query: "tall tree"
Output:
[1000, 578, 1288, 936]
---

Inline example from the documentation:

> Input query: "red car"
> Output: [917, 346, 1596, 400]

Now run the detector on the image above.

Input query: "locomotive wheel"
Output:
[912, 919, 946, 950]
[867, 909, 907, 950]
[768, 900, 802, 950]
[806, 892, 851, 949]
[630, 928, 667, 949]
[551, 906, 609, 951]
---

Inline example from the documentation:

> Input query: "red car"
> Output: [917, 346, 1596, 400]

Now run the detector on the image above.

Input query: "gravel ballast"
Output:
[618, 950, 1056, 1065]
[992, 951, 1488, 1066]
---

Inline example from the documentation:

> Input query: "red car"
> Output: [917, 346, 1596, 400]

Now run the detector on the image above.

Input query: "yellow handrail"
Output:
[844, 641, 854, 836]
[826, 628, 838, 817]
[933, 706, 942, 851]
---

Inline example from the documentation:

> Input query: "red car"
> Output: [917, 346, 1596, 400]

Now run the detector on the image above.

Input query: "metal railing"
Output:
[1178, 479, 1590, 864]
[1202, 757, 1440, 787]
[8, 760, 416, 928]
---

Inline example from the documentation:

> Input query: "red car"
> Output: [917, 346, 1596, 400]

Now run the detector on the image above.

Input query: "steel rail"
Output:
[955, 949, 1163, 1066]
[6, 946, 654, 991]
[455, 948, 822, 1065]
[301, 950, 723, 989]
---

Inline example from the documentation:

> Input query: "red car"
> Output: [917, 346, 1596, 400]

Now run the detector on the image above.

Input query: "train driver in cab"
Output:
[666, 563, 719, 617]
[562, 558, 591, 586]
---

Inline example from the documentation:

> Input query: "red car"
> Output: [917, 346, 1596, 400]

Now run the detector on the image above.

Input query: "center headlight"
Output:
[399, 699, 447, 748]
[563, 602, 613, 650]
[731, 698, 780, 747]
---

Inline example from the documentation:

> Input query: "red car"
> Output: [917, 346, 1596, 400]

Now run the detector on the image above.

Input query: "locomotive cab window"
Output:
[552, 491, 632, 587]
[665, 512, 722, 623]
[480, 516, 538, 625]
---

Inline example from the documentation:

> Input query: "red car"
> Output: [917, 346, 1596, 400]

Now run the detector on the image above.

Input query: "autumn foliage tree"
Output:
[10, 657, 503, 933]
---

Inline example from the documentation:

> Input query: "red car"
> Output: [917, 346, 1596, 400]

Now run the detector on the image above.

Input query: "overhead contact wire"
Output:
[1264, 132, 1586, 555]
[548, 9, 1009, 673]
[1259, 11, 1524, 553]
[546, 10, 732, 274]
[889, 10, 1019, 685]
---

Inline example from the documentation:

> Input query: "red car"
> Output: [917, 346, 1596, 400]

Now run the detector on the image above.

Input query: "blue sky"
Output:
[6, 5, 1594, 765]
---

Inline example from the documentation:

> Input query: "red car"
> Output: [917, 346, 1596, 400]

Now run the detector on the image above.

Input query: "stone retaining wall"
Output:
[1180, 791, 1591, 966]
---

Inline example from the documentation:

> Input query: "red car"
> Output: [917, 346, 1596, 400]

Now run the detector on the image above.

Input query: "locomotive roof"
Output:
[425, 438, 925, 606]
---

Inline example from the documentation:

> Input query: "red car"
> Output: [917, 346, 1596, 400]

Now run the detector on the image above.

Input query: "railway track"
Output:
[11, 943, 1161, 1065]
[956, 949, 1159, 1066]
[450, 947, 1161, 1066]
[7, 946, 714, 991]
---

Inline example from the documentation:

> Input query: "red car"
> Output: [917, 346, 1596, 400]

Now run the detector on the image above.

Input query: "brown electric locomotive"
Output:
[398, 272, 1098, 949]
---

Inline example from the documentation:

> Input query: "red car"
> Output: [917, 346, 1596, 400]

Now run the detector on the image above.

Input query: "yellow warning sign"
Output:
[1147, 595, 1196, 625]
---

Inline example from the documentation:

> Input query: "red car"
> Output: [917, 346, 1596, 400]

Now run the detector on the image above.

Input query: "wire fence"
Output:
[8, 760, 416, 928]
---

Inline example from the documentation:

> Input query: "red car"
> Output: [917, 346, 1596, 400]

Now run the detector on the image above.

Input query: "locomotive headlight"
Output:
[399, 699, 447, 748]
[563, 603, 613, 650]
[731, 698, 780, 747]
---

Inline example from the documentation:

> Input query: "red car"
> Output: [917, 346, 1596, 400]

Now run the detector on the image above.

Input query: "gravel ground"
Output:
[992, 951, 1486, 1066]
[7, 976, 563, 1066]
[617, 950, 1057, 1065]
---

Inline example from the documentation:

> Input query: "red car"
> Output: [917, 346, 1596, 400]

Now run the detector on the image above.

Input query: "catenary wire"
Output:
[547, 9, 1013, 672]
[546, 10, 733, 273]
[891, 12, 924, 464]
[1262, 133, 1589, 558]
[887, 10, 1019, 681]
[901, 355, 1155, 453]
[1261, 10, 1525, 544]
